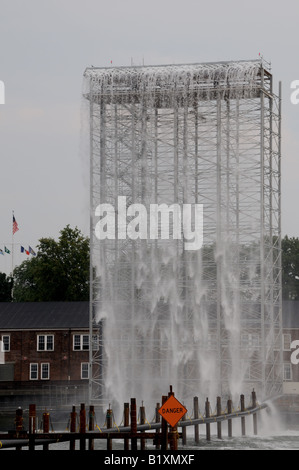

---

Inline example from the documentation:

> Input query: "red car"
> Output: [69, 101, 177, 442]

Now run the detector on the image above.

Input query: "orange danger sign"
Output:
[158, 395, 187, 428]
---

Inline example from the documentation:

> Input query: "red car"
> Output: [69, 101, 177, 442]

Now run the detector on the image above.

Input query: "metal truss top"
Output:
[83, 60, 271, 106]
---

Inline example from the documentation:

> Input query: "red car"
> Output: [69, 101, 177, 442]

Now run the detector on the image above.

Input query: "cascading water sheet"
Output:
[84, 60, 282, 415]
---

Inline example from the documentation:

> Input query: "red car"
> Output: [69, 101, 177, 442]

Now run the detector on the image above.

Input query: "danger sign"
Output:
[158, 395, 187, 428]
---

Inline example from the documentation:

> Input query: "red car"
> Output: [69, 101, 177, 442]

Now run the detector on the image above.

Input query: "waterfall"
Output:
[84, 60, 282, 418]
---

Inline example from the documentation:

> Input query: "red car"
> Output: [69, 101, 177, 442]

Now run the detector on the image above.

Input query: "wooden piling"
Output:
[15, 407, 24, 450]
[89, 405, 95, 450]
[29, 404, 36, 434]
[155, 403, 161, 450]
[240, 394, 246, 436]
[130, 398, 138, 451]
[42, 411, 50, 451]
[181, 411, 187, 445]
[227, 399, 232, 438]
[29, 404, 36, 451]
[252, 389, 258, 435]
[124, 403, 130, 450]
[205, 398, 211, 441]
[15, 407, 23, 432]
[161, 395, 168, 450]
[106, 406, 113, 451]
[80, 403, 86, 451]
[70, 405, 77, 451]
[169, 421, 179, 450]
[217, 396, 222, 439]
[193, 396, 199, 444]
[140, 403, 146, 450]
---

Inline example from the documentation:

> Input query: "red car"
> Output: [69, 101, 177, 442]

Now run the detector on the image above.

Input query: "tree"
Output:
[281, 235, 299, 300]
[0, 273, 13, 301]
[13, 225, 90, 302]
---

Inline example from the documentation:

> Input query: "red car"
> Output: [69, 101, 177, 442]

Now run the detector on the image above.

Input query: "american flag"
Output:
[13, 215, 19, 235]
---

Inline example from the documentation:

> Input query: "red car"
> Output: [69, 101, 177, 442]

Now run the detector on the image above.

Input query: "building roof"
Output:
[0, 300, 298, 330]
[0, 302, 89, 330]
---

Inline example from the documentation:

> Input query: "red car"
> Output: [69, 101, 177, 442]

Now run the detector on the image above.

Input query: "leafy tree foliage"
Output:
[4, 229, 299, 302]
[281, 235, 299, 300]
[0, 273, 13, 301]
[13, 226, 89, 302]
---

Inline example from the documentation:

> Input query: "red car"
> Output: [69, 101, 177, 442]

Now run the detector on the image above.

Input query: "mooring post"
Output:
[169, 426, 178, 450]
[140, 402, 146, 450]
[166, 387, 179, 450]
[240, 394, 246, 436]
[194, 396, 199, 444]
[106, 406, 113, 451]
[42, 411, 50, 451]
[217, 396, 222, 439]
[29, 404, 36, 451]
[29, 403, 36, 434]
[124, 403, 130, 450]
[227, 399, 232, 438]
[70, 405, 77, 451]
[15, 407, 23, 432]
[89, 405, 95, 450]
[80, 403, 86, 451]
[181, 410, 187, 445]
[161, 395, 168, 450]
[15, 407, 24, 450]
[205, 398, 211, 441]
[252, 389, 258, 435]
[155, 403, 161, 450]
[130, 398, 138, 451]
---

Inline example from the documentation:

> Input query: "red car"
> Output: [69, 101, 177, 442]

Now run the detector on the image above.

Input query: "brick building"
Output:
[0, 302, 90, 391]
[1, 300, 299, 400]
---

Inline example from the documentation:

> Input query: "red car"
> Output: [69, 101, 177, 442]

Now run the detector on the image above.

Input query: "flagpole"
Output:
[11, 211, 14, 275]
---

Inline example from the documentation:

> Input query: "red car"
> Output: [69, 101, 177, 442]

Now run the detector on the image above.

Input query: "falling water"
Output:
[84, 60, 282, 418]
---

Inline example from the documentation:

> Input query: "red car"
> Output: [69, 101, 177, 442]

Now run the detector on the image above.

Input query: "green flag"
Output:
[4, 246, 10, 254]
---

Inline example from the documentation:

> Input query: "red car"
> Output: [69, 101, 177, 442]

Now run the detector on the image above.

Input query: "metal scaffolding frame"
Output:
[84, 60, 282, 410]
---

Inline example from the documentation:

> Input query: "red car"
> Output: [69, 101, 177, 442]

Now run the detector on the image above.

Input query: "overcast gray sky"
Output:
[0, 0, 298, 274]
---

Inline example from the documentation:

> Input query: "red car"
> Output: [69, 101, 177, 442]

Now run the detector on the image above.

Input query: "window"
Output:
[30, 363, 38, 380]
[41, 363, 50, 380]
[37, 335, 54, 351]
[1, 335, 10, 352]
[283, 363, 292, 381]
[241, 334, 259, 349]
[92, 334, 99, 351]
[73, 334, 89, 351]
[30, 363, 50, 380]
[283, 334, 291, 351]
[81, 363, 89, 379]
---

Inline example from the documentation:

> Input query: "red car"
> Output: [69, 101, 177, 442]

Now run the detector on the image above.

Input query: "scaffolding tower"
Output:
[84, 60, 282, 409]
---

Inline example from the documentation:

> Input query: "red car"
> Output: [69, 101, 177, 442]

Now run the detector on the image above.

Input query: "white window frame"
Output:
[37, 334, 54, 352]
[283, 362, 292, 381]
[30, 363, 38, 380]
[1, 335, 10, 352]
[283, 334, 291, 351]
[41, 363, 50, 380]
[241, 333, 259, 350]
[73, 334, 90, 351]
[92, 334, 99, 351]
[81, 363, 89, 379]
[30, 363, 50, 380]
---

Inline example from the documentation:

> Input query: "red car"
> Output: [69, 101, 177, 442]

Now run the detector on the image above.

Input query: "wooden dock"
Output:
[0, 388, 267, 450]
